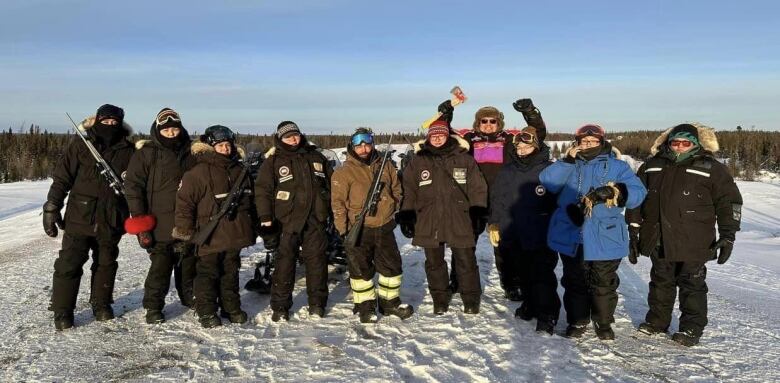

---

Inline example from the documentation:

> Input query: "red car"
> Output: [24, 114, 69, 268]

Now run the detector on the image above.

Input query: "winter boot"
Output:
[145, 309, 165, 324]
[379, 304, 414, 320]
[565, 323, 589, 338]
[271, 310, 290, 322]
[594, 323, 615, 340]
[198, 313, 222, 328]
[433, 302, 449, 315]
[672, 330, 700, 347]
[638, 322, 666, 336]
[221, 310, 248, 324]
[536, 318, 557, 335]
[308, 305, 325, 318]
[463, 300, 480, 315]
[358, 306, 378, 323]
[514, 302, 534, 321]
[54, 311, 74, 331]
[93, 305, 115, 322]
[504, 287, 524, 302]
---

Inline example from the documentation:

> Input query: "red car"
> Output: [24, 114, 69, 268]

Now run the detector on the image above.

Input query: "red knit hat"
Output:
[427, 119, 450, 138]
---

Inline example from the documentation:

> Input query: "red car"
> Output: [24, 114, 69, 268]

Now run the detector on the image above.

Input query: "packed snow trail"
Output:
[0, 181, 778, 382]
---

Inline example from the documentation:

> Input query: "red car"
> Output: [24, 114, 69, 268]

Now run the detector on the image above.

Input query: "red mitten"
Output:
[124, 214, 157, 235]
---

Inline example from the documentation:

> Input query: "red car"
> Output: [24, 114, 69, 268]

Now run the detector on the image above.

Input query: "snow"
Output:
[0, 178, 778, 381]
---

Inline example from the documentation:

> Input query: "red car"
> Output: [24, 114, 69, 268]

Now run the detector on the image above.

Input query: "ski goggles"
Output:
[156, 110, 181, 126]
[669, 139, 693, 148]
[350, 132, 374, 146]
[514, 131, 536, 145]
[575, 124, 605, 138]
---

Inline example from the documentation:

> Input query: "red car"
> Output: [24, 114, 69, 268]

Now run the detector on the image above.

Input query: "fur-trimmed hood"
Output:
[78, 115, 133, 134]
[191, 140, 245, 159]
[264, 134, 318, 158]
[413, 134, 470, 154]
[650, 122, 719, 155]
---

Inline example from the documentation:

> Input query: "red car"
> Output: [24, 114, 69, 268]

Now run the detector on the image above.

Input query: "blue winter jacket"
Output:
[539, 145, 647, 260]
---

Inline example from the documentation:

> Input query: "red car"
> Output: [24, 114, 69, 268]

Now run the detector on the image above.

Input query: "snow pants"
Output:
[143, 241, 195, 310]
[51, 231, 121, 313]
[560, 248, 621, 326]
[500, 243, 561, 321]
[193, 249, 242, 316]
[645, 248, 708, 337]
[346, 222, 404, 312]
[270, 218, 329, 312]
[425, 245, 481, 306]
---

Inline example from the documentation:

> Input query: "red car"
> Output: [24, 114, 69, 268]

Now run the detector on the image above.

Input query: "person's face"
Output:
[159, 127, 181, 138]
[479, 117, 499, 134]
[515, 141, 535, 156]
[429, 134, 448, 148]
[669, 138, 694, 154]
[99, 118, 118, 126]
[214, 141, 232, 156]
[578, 137, 601, 150]
[281, 133, 301, 146]
[354, 143, 373, 159]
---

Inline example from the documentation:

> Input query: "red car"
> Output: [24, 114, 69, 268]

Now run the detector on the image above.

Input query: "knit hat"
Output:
[427, 119, 450, 138]
[575, 124, 605, 143]
[155, 108, 183, 130]
[667, 123, 701, 147]
[201, 125, 235, 146]
[514, 126, 540, 149]
[276, 121, 301, 138]
[472, 106, 505, 131]
[95, 104, 124, 123]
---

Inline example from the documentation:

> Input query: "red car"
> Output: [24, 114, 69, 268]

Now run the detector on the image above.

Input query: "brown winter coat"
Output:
[47, 116, 134, 237]
[254, 136, 333, 233]
[124, 127, 197, 242]
[626, 123, 743, 262]
[401, 135, 488, 248]
[174, 142, 256, 254]
[331, 149, 402, 236]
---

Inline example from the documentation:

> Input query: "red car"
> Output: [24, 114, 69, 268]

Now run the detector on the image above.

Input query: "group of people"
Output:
[42, 100, 743, 347]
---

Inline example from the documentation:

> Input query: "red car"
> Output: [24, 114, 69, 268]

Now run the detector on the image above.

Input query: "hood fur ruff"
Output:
[562, 142, 623, 158]
[413, 134, 470, 153]
[135, 139, 150, 150]
[651, 122, 719, 155]
[191, 141, 245, 159]
[77, 115, 133, 134]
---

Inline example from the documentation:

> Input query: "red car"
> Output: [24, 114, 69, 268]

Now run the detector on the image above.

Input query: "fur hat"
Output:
[514, 126, 540, 149]
[472, 106, 505, 131]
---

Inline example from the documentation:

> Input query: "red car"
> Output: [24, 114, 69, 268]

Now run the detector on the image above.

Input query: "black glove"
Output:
[137, 231, 155, 250]
[396, 210, 416, 239]
[710, 238, 734, 264]
[469, 206, 489, 236]
[628, 225, 640, 264]
[566, 203, 585, 227]
[42, 201, 63, 238]
[257, 222, 281, 251]
[512, 98, 535, 113]
[172, 240, 193, 256]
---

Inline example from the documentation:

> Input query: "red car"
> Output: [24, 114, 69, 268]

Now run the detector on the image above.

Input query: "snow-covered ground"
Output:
[0, 177, 778, 382]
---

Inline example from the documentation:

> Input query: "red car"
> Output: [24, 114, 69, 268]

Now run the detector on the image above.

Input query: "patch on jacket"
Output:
[535, 185, 546, 196]
[685, 169, 710, 178]
[313, 162, 323, 172]
[420, 180, 432, 186]
[121, 171, 127, 180]
[276, 191, 290, 201]
[314, 171, 325, 178]
[420, 170, 430, 181]
[453, 168, 466, 184]
[279, 166, 293, 182]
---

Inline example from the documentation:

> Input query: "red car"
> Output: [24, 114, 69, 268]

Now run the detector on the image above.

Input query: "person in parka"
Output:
[42, 104, 134, 330]
[124, 108, 198, 324]
[539, 124, 647, 340]
[626, 123, 742, 347]
[450, 99, 547, 301]
[172, 125, 256, 328]
[331, 128, 414, 323]
[487, 126, 560, 334]
[255, 121, 334, 322]
[396, 119, 488, 315]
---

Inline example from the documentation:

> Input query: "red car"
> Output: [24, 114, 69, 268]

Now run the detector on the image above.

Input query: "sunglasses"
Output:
[351, 132, 374, 146]
[575, 124, 605, 138]
[515, 132, 535, 144]
[480, 118, 498, 124]
[156, 110, 181, 126]
[669, 139, 693, 148]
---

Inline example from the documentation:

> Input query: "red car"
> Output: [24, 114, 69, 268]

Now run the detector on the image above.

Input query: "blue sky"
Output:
[1, 0, 778, 134]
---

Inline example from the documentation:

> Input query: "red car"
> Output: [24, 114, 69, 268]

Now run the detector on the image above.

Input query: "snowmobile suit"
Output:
[47, 115, 134, 314]
[489, 145, 560, 320]
[626, 123, 742, 337]
[400, 135, 488, 307]
[125, 124, 198, 310]
[254, 136, 333, 312]
[331, 149, 405, 312]
[540, 143, 646, 328]
[174, 141, 256, 317]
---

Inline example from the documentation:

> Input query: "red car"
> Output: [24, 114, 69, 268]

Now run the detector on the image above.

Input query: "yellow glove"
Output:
[488, 224, 501, 247]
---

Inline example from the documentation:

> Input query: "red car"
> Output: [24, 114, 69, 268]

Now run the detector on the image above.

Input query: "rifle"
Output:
[66, 113, 125, 196]
[344, 135, 394, 248]
[190, 162, 251, 246]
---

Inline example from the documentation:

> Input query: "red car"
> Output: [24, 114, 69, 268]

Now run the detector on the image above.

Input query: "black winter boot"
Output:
[272, 310, 290, 322]
[199, 313, 222, 328]
[54, 311, 74, 331]
[308, 305, 325, 318]
[379, 304, 414, 320]
[433, 302, 449, 315]
[565, 323, 588, 338]
[638, 322, 666, 336]
[594, 323, 615, 340]
[536, 318, 556, 335]
[514, 302, 534, 321]
[463, 302, 480, 315]
[93, 305, 115, 322]
[221, 310, 248, 324]
[672, 330, 700, 347]
[504, 287, 524, 302]
[145, 309, 165, 324]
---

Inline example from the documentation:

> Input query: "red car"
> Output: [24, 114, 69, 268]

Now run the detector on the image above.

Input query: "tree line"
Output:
[1, 126, 778, 183]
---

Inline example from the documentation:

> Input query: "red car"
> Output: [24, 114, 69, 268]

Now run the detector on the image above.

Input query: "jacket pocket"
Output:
[596, 216, 625, 251]
[273, 190, 295, 222]
[65, 193, 97, 226]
